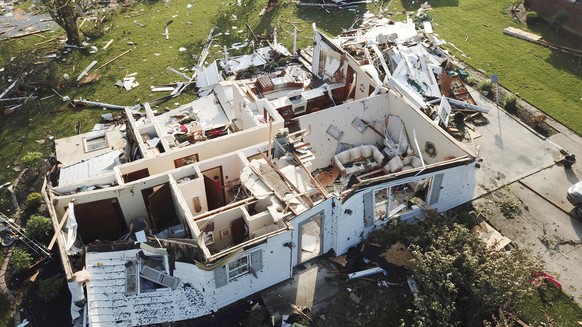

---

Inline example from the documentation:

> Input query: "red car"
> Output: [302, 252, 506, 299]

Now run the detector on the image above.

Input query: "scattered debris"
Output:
[73, 98, 141, 111]
[77, 60, 99, 82]
[347, 267, 387, 280]
[94, 49, 132, 71]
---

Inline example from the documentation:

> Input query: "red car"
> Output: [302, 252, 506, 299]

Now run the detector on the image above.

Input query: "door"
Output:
[202, 167, 225, 211]
[298, 212, 323, 263]
[142, 183, 177, 232]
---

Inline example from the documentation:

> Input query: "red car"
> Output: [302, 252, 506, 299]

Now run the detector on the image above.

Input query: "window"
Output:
[227, 254, 250, 281]
[84, 135, 108, 152]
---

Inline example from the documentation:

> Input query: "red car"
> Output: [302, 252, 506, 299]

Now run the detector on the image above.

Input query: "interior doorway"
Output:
[202, 166, 225, 211]
[298, 212, 323, 263]
[141, 183, 178, 233]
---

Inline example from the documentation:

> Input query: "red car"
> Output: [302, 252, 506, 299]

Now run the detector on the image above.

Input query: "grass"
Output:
[413, 0, 582, 134]
[519, 282, 582, 326]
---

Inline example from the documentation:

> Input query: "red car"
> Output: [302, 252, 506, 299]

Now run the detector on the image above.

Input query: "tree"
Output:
[38, 276, 64, 302]
[40, 0, 81, 46]
[10, 248, 33, 275]
[371, 213, 541, 326]
[26, 215, 54, 241]
[409, 222, 539, 326]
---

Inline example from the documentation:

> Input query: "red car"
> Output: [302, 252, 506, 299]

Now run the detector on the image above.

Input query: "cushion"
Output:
[360, 145, 372, 158]
[387, 156, 403, 173]
[411, 156, 424, 168]
[402, 156, 413, 166]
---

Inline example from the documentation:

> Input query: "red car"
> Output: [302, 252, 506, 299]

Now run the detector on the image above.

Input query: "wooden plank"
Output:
[292, 152, 327, 198]
[47, 208, 70, 251]
[94, 49, 132, 71]
[258, 151, 313, 207]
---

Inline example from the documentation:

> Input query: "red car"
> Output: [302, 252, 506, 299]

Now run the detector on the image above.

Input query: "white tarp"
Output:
[63, 202, 78, 252]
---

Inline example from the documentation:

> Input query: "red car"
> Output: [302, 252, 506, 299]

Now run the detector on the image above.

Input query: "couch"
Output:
[334, 145, 385, 176]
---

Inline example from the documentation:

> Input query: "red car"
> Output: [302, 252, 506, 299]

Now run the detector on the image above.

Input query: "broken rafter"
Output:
[291, 152, 327, 199]
[47, 206, 71, 251]
[257, 151, 314, 207]
[248, 162, 299, 215]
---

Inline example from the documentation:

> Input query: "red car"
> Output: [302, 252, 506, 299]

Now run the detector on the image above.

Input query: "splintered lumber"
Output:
[0, 80, 17, 99]
[102, 39, 113, 50]
[4, 28, 50, 39]
[73, 98, 140, 111]
[77, 60, 98, 81]
[94, 49, 132, 71]
[47, 209, 70, 251]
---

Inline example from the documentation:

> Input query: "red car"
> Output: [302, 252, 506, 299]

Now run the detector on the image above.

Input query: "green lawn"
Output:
[418, 0, 582, 134]
[519, 282, 582, 326]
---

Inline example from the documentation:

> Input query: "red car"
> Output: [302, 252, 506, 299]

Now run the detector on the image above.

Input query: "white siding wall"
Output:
[429, 163, 477, 212]
[288, 199, 336, 267]
[212, 231, 293, 309]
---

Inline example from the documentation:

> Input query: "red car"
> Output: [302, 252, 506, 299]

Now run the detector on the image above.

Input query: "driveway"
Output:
[470, 87, 582, 305]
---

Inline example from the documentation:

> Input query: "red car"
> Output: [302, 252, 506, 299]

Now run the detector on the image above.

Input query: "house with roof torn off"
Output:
[43, 20, 479, 326]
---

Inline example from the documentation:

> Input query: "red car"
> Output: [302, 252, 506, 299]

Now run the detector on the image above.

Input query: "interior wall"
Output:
[54, 174, 171, 227]
[297, 95, 388, 169]
[177, 178, 208, 216]
[387, 91, 476, 162]
[169, 178, 195, 237]
[196, 206, 247, 252]
[118, 121, 283, 180]
[288, 198, 335, 267]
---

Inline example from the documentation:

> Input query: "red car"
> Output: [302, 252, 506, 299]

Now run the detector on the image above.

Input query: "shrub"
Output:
[10, 248, 32, 275]
[38, 276, 63, 302]
[26, 215, 53, 240]
[478, 79, 493, 94]
[20, 151, 43, 166]
[465, 75, 477, 87]
[526, 11, 539, 24]
[26, 192, 43, 207]
[504, 94, 518, 112]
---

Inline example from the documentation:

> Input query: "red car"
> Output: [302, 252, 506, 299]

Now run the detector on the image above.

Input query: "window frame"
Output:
[83, 134, 108, 153]
[227, 254, 250, 281]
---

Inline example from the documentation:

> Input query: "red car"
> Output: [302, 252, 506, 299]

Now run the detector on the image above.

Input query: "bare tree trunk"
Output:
[42, 0, 81, 46]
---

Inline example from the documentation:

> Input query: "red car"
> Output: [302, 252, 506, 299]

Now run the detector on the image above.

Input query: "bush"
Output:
[26, 192, 43, 207]
[504, 94, 518, 112]
[20, 151, 43, 166]
[10, 248, 32, 275]
[478, 79, 493, 94]
[26, 215, 53, 240]
[38, 276, 63, 302]
[465, 75, 477, 87]
[526, 11, 539, 24]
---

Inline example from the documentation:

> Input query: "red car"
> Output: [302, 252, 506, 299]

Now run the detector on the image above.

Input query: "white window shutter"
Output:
[214, 266, 228, 288]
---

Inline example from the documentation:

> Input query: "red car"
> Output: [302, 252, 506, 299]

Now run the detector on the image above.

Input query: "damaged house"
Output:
[42, 24, 478, 326]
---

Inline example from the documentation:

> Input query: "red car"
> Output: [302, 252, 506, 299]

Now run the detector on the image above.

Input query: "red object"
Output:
[529, 272, 562, 290]
[179, 125, 188, 133]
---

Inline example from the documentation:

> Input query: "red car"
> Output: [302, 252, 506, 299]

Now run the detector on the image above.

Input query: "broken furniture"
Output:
[334, 145, 384, 176]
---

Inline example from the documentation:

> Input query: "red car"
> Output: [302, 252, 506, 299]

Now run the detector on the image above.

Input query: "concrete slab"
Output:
[470, 89, 559, 197]
[260, 259, 340, 320]
[476, 182, 582, 304]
